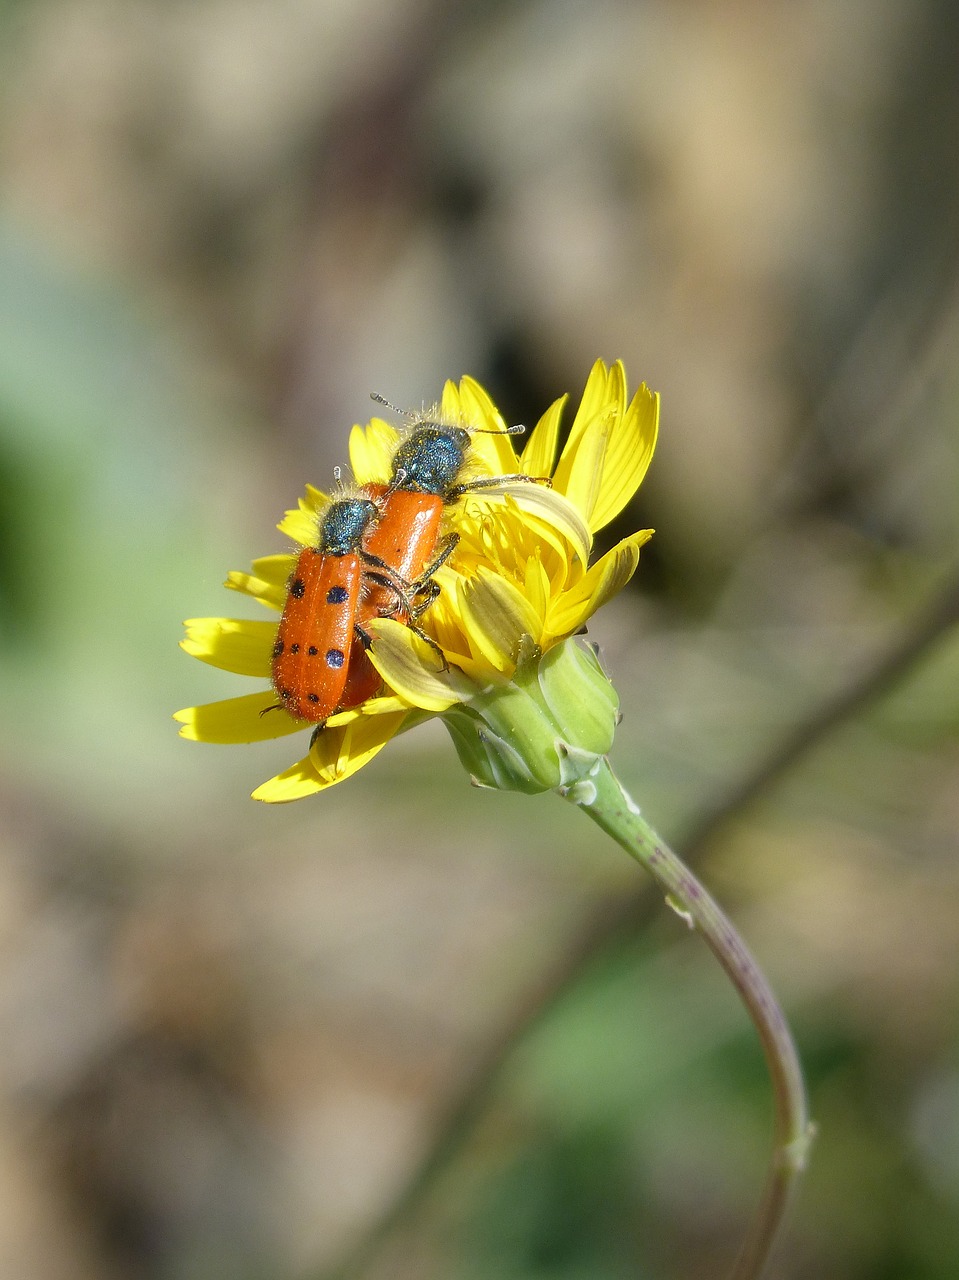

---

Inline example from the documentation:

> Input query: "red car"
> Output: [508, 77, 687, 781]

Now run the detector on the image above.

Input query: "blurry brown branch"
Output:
[316, 564, 959, 1280]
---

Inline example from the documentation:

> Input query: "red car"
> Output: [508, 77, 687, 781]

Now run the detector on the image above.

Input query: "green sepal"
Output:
[439, 637, 619, 794]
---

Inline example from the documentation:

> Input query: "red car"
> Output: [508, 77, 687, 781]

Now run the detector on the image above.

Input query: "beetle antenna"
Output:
[370, 392, 406, 417]
[372, 391, 525, 437]
[472, 422, 526, 436]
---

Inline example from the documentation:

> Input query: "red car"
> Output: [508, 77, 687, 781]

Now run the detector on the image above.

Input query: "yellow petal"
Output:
[225, 554, 291, 610]
[365, 618, 471, 711]
[225, 571, 285, 611]
[252, 754, 326, 803]
[495, 486, 592, 566]
[550, 403, 612, 530]
[454, 486, 590, 574]
[324, 693, 409, 726]
[307, 709, 411, 788]
[440, 377, 519, 475]
[553, 362, 659, 533]
[547, 529, 653, 636]
[458, 568, 544, 672]
[349, 417, 397, 484]
[520, 395, 566, 478]
[251, 554, 294, 587]
[587, 383, 659, 532]
[276, 488, 321, 545]
[174, 690, 306, 743]
[180, 617, 275, 676]
[457, 375, 508, 431]
[456, 375, 519, 474]
[438, 380, 461, 425]
[566, 358, 616, 442]
[523, 556, 552, 621]
[466, 504, 581, 592]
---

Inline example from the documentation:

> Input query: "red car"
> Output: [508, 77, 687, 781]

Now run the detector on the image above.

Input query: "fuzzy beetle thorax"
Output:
[320, 497, 379, 556]
[391, 425, 472, 497]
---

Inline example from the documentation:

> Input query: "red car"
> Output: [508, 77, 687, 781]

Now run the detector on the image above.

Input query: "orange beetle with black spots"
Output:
[270, 493, 382, 723]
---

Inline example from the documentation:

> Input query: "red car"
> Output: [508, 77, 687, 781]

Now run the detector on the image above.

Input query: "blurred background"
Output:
[1, 0, 958, 1277]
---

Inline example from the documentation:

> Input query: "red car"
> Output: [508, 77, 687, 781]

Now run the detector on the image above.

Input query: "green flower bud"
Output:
[440, 638, 620, 794]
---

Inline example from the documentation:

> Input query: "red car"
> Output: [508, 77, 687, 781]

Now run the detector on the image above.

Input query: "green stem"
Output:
[563, 757, 813, 1280]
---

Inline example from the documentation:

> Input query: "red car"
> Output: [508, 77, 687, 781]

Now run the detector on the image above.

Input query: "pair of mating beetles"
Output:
[270, 396, 542, 726]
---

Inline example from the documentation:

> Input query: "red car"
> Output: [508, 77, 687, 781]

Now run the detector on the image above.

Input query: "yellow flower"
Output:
[175, 360, 659, 802]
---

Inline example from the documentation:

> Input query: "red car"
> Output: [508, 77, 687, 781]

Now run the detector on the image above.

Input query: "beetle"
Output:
[269, 493, 382, 723]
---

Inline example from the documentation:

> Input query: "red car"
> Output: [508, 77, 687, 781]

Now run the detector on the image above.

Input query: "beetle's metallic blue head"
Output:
[320, 496, 378, 556]
[390, 425, 472, 497]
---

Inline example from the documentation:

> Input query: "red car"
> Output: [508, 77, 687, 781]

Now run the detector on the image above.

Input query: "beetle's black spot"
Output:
[273, 639, 284, 657]
[307, 693, 320, 704]
[326, 585, 349, 605]
[290, 643, 300, 653]
[326, 648, 346, 669]
[279, 687, 292, 699]
[308, 645, 318, 655]
[290, 578, 306, 599]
